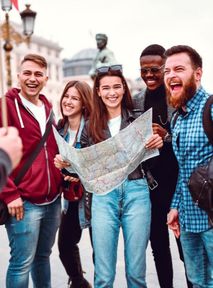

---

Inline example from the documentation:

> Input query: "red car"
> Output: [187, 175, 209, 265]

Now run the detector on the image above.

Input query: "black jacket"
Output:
[0, 149, 12, 192]
[133, 86, 179, 207]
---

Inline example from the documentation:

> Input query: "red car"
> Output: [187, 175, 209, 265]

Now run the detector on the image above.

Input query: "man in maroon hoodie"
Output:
[0, 54, 62, 288]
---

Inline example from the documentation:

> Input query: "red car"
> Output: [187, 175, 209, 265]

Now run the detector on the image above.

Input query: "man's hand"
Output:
[7, 197, 24, 221]
[0, 127, 23, 169]
[152, 123, 167, 139]
[167, 209, 180, 238]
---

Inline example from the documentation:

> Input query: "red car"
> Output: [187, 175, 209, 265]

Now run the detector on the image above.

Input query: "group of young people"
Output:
[0, 43, 212, 288]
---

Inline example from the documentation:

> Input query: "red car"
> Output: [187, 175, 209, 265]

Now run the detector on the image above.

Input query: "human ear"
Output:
[96, 88, 101, 97]
[194, 67, 202, 81]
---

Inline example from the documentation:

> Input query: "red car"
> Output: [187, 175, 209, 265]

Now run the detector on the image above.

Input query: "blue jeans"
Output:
[180, 228, 213, 288]
[91, 178, 151, 288]
[5, 198, 61, 288]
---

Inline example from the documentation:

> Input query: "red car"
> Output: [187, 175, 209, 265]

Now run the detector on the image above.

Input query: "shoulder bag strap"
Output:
[14, 110, 54, 186]
[203, 95, 213, 145]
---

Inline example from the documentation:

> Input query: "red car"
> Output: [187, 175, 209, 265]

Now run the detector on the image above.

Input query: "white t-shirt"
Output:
[68, 128, 77, 146]
[108, 115, 121, 137]
[19, 94, 46, 135]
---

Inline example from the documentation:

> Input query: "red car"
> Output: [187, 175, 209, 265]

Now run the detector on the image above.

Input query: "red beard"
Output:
[166, 74, 197, 109]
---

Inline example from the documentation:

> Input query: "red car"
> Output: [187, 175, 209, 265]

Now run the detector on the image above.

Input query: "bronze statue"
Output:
[89, 33, 118, 79]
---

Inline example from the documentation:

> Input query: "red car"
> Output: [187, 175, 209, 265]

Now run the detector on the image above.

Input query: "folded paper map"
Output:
[53, 108, 159, 195]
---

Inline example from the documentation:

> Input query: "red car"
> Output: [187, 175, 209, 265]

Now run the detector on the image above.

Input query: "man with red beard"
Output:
[165, 45, 213, 287]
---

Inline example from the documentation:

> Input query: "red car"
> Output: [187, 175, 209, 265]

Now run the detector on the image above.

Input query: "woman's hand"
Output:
[54, 154, 70, 170]
[64, 175, 79, 182]
[145, 134, 163, 149]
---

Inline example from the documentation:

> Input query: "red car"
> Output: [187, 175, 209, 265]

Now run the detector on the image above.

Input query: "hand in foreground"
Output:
[167, 209, 180, 238]
[145, 134, 163, 149]
[0, 127, 23, 169]
[54, 154, 70, 170]
[7, 197, 24, 221]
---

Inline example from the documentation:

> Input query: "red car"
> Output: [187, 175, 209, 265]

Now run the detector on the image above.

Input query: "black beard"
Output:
[166, 74, 197, 109]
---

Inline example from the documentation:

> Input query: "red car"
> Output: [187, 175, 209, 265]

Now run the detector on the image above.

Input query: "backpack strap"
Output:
[203, 95, 213, 145]
[14, 110, 54, 186]
[171, 110, 179, 129]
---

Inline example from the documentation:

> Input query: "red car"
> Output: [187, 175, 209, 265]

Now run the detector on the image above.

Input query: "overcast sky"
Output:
[11, 0, 213, 92]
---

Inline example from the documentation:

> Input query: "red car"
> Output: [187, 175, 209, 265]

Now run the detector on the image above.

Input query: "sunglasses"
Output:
[96, 65, 123, 75]
[140, 65, 164, 75]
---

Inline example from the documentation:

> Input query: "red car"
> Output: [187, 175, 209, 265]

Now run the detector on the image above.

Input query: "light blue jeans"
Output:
[180, 227, 213, 288]
[91, 178, 151, 288]
[5, 197, 61, 288]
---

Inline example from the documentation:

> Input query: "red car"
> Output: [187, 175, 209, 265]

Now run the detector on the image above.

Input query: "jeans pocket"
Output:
[11, 220, 30, 235]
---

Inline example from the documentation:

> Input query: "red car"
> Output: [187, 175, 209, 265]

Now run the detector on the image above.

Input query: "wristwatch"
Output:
[163, 132, 171, 142]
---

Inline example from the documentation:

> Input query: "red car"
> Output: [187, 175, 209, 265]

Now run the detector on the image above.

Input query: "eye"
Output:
[23, 71, 31, 76]
[164, 69, 170, 75]
[72, 96, 81, 101]
[35, 72, 44, 77]
[176, 67, 184, 72]
[102, 86, 110, 90]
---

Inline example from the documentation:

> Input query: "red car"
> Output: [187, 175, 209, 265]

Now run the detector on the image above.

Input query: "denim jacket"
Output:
[58, 117, 90, 229]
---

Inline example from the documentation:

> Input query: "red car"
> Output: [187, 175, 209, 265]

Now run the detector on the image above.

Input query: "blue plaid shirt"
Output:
[171, 86, 213, 232]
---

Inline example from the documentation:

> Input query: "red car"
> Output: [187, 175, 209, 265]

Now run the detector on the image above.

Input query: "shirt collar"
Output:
[185, 86, 205, 113]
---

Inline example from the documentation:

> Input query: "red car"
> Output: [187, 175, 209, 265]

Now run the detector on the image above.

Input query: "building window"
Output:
[48, 64, 52, 79]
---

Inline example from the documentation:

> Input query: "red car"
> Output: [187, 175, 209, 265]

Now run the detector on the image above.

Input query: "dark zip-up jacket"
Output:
[0, 149, 12, 192]
[0, 88, 62, 204]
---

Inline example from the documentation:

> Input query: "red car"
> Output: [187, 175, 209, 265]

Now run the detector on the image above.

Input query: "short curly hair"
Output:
[140, 44, 165, 59]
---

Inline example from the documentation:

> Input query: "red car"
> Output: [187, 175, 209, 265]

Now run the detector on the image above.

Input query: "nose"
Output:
[65, 97, 73, 104]
[146, 70, 154, 76]
[29, 73, 36, 81]
[108, 88, 116, 95]
[164, 68, 177, 78]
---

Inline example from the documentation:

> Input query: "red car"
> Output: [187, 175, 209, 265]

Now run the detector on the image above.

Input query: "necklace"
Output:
[158, 115, 168, 126]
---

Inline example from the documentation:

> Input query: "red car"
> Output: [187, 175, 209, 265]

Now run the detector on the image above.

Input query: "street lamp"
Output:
[0, 0, 36, 88]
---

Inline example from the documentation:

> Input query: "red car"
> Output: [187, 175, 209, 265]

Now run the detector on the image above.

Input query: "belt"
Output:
[128, 168, 158, 190]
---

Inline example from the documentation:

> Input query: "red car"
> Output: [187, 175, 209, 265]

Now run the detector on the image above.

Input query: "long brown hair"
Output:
[59, 80, 93, 129]
[88, 69, 133, 143]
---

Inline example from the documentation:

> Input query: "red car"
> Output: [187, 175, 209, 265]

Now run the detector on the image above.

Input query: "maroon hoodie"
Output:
[0, 88, 62, 204]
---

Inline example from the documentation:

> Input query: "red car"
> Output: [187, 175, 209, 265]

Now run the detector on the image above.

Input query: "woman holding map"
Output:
[55, 80, 93, 288]
[80, 65, 163, 288]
